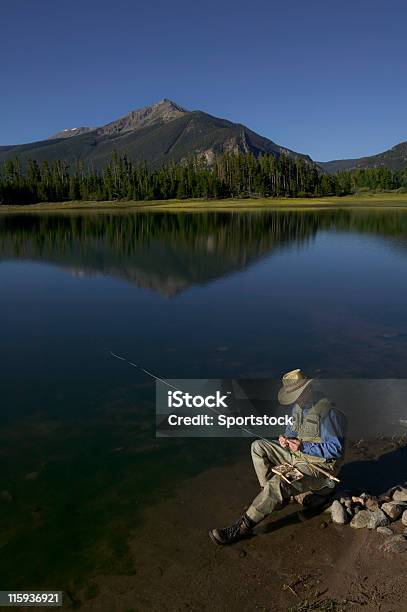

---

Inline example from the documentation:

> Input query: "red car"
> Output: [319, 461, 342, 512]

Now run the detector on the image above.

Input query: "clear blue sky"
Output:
[2, 0, 406, 160]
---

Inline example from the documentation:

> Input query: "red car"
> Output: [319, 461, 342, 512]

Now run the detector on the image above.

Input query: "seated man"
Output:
[209, 369, 346, 545]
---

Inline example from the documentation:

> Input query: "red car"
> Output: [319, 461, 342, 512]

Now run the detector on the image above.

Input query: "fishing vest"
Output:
[291, 398, 333, 443]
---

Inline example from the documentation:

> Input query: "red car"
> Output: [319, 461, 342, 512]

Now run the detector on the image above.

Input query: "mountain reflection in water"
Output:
[1, 209, 406, 297]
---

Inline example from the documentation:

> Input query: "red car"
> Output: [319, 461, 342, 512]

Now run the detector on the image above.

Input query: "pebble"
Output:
[402, 510, 407, 527]
[381, 502, 405, 521]
[25, 472, 38, 481]
[380, 535, 407, 554]
[331, 500, 348, 525]
[350, 510, 371, 529]
[377, 526, 393, 536]
[393, 487, 407, 502]
[0, 490, 12, 502]
[368, 509, 389, 529]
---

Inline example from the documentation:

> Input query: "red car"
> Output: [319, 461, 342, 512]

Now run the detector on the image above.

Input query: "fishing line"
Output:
[109, 350, 262, 437]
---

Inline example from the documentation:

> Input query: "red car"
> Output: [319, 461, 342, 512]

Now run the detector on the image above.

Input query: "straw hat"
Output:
[277, 369, 313, 405]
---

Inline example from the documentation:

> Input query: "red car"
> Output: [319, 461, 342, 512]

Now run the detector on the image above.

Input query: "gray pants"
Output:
[246, 439, 335, 523]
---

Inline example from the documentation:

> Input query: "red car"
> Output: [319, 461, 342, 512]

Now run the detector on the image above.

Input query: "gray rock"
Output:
[380, 535, 407, 554]
[393, 487, 407, 502]
[350, 509, 371, 529]
[368, 509, 389, 529]
[377, 526, 393, 536]
[402, 510, 407, 527]
[331, 500, 347, 525]
[381, 501, 405, 520]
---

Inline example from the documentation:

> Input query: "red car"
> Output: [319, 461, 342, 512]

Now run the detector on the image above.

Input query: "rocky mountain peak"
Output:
[100, 99, 188, 136]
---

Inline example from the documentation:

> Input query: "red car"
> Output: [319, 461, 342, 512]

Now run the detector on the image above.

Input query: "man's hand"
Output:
[286, 438, 301, 453]
[278, 435, 289, 448]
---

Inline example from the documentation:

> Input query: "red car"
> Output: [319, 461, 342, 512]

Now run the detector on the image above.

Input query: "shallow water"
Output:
[1, 208, 407, 589]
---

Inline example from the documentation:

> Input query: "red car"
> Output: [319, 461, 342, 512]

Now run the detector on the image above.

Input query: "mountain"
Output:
[48, 127, 95, 139]
[0, 99, 312, 169]
[320, 140, 407, 174]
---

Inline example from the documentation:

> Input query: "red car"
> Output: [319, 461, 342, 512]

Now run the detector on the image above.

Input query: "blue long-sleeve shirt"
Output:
[285, 400, 346, 460]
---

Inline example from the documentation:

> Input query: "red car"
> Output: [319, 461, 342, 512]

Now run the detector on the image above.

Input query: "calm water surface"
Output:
[1, 208, 407, 589]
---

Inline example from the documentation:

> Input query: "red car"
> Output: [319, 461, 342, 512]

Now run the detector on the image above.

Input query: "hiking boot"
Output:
[209, 514, 254, 545]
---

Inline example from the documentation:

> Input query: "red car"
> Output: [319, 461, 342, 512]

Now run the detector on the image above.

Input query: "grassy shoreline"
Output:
[1, 192, 407, 213]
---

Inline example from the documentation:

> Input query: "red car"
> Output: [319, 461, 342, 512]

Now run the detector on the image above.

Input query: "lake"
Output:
[1, 207, 407, 592]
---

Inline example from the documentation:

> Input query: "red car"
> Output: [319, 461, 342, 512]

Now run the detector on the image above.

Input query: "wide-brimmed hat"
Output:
[278, 369, 313, 405]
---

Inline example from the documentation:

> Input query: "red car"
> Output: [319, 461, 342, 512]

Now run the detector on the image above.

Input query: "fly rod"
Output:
[109, 351, 340, 483]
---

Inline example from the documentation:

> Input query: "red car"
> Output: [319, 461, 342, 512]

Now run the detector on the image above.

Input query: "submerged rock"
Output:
[368, 509, 389, 529]
[0, 490, 12, 502]
[350, 510, 371, 529]
[402, 510, 407, 527]
[377, 526, 393, 536]
[331, 500, 347, 524]
[381, 502, 405, 521]
[25, 472, 38, 481]
[380, 535, 407, 554]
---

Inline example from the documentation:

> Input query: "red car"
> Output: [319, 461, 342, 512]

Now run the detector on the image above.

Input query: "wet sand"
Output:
[74, 437, 407, 611]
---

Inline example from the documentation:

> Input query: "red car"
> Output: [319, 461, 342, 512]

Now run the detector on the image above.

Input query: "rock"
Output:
[365, 497, 380, 512]
[339, 494, 352, 506]
[368, 509, 389, 529]
[403, 528, 407, 537]
[352, 495, 366, 506]
[319, 521, 328, 529]
[402, 510, 407, 527]
[381, 502, 405, 521]
[350, 510, 371, 529]
[0, 490, 12, 502]
[331, 500, 348, 525]
[25, 472, 38, 481]
[377, 526, 393, 536]
[380, 535, 407, 554]
[393, 487, 407, 502]
[383, 485, 400, 498]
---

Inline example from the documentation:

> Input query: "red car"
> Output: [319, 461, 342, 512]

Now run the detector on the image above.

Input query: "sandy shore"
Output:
[71, 437, 407, 611]
[2, 193, 407, 214]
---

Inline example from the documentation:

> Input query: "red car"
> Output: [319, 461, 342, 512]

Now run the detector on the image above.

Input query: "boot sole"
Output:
[209, 529, 224, 545]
